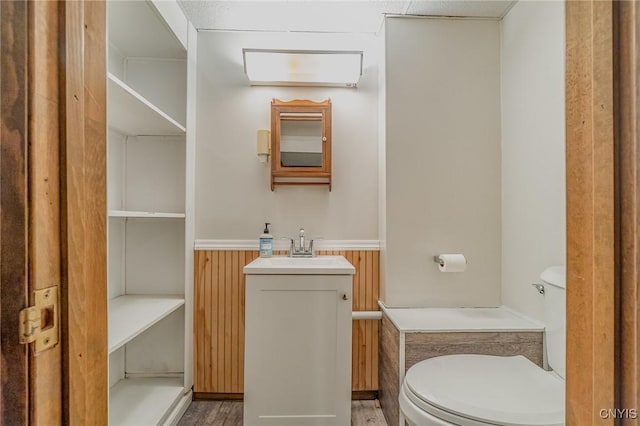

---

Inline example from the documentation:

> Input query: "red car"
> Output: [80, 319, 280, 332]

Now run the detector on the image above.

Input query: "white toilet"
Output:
[399, 266, 566, 426]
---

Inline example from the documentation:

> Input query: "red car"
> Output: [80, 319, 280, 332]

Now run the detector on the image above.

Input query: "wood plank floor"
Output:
[178, 400, 388, 426]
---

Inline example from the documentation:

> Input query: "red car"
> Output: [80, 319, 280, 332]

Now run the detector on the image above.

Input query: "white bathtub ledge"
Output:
[378, 302, 544, 333]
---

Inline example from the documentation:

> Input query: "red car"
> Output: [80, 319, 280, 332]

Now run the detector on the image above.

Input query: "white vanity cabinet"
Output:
[243, 256, 355, 426]
[106, 1, 196, 424]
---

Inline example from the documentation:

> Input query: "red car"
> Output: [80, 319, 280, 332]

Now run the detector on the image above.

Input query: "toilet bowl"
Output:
[399, 266, 566, 426]
[399, 354, 564, 426]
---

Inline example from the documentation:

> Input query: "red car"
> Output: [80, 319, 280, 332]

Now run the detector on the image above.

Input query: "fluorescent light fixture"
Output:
[242, 49, 363, 88]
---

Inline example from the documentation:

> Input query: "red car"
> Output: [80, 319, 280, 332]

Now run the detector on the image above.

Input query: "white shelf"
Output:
[109, 377, 184, 426]
[108, 295, 184, 353]
[108, 210, 185, 219]
[108, 1, 186, 60]
[108, 73, 186, 136]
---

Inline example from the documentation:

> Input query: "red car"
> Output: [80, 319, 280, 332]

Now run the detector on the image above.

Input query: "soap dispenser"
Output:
[259, 223, 273, 257]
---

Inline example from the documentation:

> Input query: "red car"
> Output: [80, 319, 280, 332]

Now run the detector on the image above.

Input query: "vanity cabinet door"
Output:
[244, 274, 352, 426]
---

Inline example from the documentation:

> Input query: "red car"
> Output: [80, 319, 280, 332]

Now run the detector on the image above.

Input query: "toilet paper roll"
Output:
[437, 254, 467, 272]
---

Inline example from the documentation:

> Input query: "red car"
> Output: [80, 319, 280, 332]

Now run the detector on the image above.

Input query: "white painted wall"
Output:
[382, 17, 502, 307]
[500, 1, 566, 321]
[195, 31, 379, 240]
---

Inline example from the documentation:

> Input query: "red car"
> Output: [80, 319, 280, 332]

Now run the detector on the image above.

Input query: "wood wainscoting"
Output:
[193, 249, 380, 396]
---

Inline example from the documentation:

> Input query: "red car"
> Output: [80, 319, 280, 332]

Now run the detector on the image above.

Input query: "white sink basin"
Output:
[243, 255, 355, 275]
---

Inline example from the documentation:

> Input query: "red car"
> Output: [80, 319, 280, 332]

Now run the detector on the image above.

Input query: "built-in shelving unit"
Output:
[107, 1, 195, 424]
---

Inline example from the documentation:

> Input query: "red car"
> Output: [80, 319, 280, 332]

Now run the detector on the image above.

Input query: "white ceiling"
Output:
[178, 0, 517, 34]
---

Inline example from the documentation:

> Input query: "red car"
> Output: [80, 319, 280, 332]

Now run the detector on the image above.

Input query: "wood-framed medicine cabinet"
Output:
[270, 99, 332, 191]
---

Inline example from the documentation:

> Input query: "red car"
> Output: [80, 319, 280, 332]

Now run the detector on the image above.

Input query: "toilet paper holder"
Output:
[433, 254, 467, 272]
[433, 254, 467, 267]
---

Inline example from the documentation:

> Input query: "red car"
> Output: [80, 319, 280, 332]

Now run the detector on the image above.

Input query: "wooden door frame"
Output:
[565, 1, 616, 423]
[0, 1, 30, 423]
[1, 1, 107, 424]
[617, 2, 640, 422]
[29, 1, 64, 423]
[60, 1, 108, 424]
[566, 1, 639, 424]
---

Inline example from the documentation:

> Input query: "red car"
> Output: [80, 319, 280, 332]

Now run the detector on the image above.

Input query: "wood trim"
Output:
[193, 393, 245, 401]
[28, 1, 62, 423]
[194, 250, 380, 394]
[404, 331, 543, 370]
[616, 1, 640, 422]
[60, 1, 108, 423]
[0, 1, 29, 423]
[271, 99, 332, 108]
[565, 1, 617, 423]
[351, 391, 379, 401]
[378, 315, 400, 426]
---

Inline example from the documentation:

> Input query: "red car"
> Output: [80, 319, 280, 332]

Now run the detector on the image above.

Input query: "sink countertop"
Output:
[243, 255, 356, 275]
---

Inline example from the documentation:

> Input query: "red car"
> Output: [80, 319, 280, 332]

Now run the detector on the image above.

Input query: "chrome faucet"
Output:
[284, 228, 315, 257]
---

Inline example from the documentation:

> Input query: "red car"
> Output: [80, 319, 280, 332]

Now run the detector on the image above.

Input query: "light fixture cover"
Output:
[243, 49, 363, 88]
[257, 129, 270, 163]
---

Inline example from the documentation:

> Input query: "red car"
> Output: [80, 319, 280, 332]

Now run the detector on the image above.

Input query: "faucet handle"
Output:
[280, 237, 295, 254]
[308, 237, 324, 256]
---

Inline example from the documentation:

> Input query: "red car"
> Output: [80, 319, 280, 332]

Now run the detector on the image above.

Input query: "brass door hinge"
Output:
[19, 286, 59, 354]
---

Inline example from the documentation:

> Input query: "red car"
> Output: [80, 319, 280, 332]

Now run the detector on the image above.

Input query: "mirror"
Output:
[280, 114, 323, 167]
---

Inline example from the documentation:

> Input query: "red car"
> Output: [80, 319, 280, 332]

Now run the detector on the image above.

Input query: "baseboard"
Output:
[194, 392, 244, 401]
[193, 391, 379, 401]
[164, 391, 193, 426]
[352, 390, 379, 400]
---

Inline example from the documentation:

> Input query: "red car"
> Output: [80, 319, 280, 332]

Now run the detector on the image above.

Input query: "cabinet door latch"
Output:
[19, 286, 59, 354]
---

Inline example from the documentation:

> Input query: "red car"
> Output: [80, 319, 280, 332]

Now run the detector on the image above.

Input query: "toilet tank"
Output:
[541, 266, 566, 379]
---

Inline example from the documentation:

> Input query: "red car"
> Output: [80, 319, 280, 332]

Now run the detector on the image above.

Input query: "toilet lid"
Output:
[405, 354, 565, 426]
